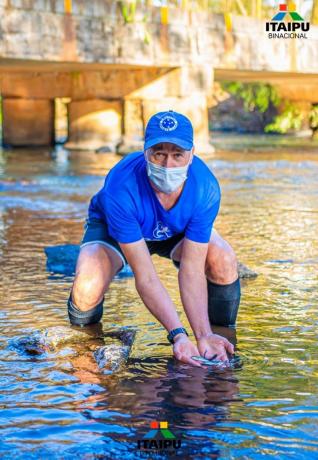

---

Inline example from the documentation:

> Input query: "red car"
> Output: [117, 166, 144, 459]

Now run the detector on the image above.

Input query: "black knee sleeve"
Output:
[67, 293, 104, 327]
[207, 278, 241, 327]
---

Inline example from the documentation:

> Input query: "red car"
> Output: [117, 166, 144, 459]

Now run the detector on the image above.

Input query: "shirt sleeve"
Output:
[98, 191, 143, 244]
[185, 180, 221, 243]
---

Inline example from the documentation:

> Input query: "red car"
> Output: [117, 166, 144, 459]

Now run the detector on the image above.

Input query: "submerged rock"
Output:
[103, 328, 136, 347]
[94, 344, 130, 373]
[93, 328, 136, 373]
[238, 262, 258, 279]
[14, 334, 45, 355]
[39, 325, 96, 349]
[13, 325, 100, 354]
[12, 325, 136, 374]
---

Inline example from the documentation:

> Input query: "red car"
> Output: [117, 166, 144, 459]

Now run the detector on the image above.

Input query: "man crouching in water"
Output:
[67, 111, 240, 367]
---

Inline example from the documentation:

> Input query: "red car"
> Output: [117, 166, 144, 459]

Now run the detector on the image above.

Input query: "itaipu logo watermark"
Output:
[136, 421, 182, 454]
[266, 3, 310, 39]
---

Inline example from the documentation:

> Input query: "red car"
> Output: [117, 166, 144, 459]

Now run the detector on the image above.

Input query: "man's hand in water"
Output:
[173, 334, 204, 367]
[197, 333, 234, 361]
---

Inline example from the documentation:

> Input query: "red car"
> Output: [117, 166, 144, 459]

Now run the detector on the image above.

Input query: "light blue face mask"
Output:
[145, 153, 192, 194]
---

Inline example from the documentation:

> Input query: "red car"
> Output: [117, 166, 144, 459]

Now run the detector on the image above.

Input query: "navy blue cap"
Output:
[144, 110, 194, 150]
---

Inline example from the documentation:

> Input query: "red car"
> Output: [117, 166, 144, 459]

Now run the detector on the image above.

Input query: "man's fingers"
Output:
[218, 353, 228, 362]
[182, 356, 202, 367]
[189, 358, 203, 367]
[203, 349, 212, 360]
[175, 353, 202, 367]
[224, 339, 234, 355]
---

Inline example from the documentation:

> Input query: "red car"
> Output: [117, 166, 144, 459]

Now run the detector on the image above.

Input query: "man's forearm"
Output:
[178, 267, 213, 339]
[135, 276, 183, 332]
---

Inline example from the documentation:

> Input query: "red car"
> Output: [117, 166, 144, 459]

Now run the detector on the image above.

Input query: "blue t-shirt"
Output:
[88, 152, 221, 244]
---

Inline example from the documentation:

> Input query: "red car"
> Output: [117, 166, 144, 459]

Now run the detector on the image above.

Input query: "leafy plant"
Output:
[265, 102, 304, 134]
[221, 82, 309, 134]
[309, 104, 318, 129]
[222, 82, 280, 113]
[119, 0, 137, 24]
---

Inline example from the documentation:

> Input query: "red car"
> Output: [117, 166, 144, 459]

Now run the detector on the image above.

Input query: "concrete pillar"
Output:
[65, 99, 122, 151]
[117, 98, 144, 153]
[2, 98, 54, 147]
[119, 65, 215, 155]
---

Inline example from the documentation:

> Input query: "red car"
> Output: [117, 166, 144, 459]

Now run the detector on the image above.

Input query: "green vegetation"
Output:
[119, 1, 137, 23]
[309, 104, 318, 129]
[117, 0, 276, 22]
[222, 81, 280, 114]
[221, 81, 311, 135]
[265, 102, 304, 134]
[116, 0, 315, 26]
[309, 104, 318, 139]
[117, 0, 315, 22]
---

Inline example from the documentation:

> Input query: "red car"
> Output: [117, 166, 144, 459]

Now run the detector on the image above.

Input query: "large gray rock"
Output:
[18, 325, 96, 354]
[45, 244, 80, 276]
[238, 262, 258, 279]
[93, 329, 136, 373]
[44, 244, 133, 277]
[12, 326, 137, 373]
[12, 325, 97, 355]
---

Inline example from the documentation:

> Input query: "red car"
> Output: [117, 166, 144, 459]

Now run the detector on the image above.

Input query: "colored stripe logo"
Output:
[143, 421, 176, 439]
[272, 3, 304, 21]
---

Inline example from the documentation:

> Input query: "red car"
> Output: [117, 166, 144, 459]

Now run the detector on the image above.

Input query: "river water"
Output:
[1, 143, 318, 459]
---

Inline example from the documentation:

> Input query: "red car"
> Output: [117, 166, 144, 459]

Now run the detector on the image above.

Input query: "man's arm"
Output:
[178, 239, 211, 338]
[120, 239, 182, 332]
[103, 191, 187, 338]
[178, 238, 234, 361]
[119, 239, 203, 366]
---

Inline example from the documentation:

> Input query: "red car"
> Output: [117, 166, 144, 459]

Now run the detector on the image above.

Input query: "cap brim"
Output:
[144, 136, 193, 151]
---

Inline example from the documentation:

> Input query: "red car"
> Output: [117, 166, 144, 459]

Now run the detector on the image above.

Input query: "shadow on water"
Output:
[1, 141, 318, 458]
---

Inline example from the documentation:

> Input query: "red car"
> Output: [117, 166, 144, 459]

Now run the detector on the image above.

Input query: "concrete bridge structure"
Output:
[0, 0, 318, 152]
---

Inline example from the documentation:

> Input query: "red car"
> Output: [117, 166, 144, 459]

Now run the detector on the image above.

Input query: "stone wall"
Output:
[0, 1, 318, 73]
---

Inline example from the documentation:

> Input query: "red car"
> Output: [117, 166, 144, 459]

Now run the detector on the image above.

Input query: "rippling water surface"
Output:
[1, 144, 318, 459]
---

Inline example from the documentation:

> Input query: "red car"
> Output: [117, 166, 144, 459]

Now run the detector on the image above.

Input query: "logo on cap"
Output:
[159, 116, 178, 132]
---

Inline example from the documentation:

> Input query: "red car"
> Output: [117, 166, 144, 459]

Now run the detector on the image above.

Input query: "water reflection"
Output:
[1, 145, 318, 458]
